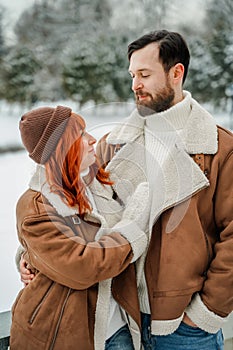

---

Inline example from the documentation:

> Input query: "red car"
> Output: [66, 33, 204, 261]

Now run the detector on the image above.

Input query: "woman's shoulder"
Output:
[16, 189, 53, 219]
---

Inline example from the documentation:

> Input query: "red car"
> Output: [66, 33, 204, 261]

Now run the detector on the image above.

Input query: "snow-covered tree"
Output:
[110, 0, 172, 42]
[185, 37, 217, 102]
[0, 7, 6, 60]
[4, 0, 214, 106]
[203, 0, 233, 106]
[12, 0, 115, 104]
[0, 47, 41, 105]
[62, 34, 122, 106]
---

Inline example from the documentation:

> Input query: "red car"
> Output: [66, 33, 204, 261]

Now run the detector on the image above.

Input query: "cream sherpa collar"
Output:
[107, 91, 218, 155]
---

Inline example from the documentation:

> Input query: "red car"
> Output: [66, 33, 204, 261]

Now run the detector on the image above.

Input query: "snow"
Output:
[0, 151, 34, 312]
[0, 100, 232, 313]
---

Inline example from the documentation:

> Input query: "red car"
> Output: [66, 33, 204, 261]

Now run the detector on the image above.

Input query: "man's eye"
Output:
[81, 130, 86, 137]
[142, 75, 150, 78]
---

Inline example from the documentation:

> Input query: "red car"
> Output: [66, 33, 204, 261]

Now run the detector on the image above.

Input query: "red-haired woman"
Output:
[10, 106, 149, 350]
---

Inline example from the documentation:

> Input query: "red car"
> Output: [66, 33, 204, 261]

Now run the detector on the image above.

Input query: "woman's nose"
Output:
[88, 134, 96, 145]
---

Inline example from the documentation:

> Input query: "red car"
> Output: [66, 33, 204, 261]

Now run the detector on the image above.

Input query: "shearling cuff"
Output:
[15, 245, 25, 272]
[151, 314, 184, 335]
[185, 293, 226, 333]
[112, 219, 147, 262]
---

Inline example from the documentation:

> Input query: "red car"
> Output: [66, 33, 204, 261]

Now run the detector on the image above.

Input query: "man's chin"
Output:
[136, 103, 155, 117]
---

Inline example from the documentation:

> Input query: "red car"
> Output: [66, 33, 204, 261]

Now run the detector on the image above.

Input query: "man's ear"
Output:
[171, 63, 184, 85]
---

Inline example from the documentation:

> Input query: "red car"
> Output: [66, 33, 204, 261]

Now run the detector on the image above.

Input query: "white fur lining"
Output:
[111, 219, 147, 262]
[121, 309, 141, 349]
[94, 279, 112, 350]
[29, 165, 78, 217]
[185, 293, 226, 333]
[15, 245, 25, 272]
[107, 91, 218, 155]
[151, 313, 184, 335]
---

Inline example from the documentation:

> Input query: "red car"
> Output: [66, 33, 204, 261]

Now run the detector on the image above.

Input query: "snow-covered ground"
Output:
[0, 151, 34, 312]
[0, 100, 232, 315]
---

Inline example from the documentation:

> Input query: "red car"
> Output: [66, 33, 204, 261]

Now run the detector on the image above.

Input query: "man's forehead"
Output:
[129, 43, 159, 72]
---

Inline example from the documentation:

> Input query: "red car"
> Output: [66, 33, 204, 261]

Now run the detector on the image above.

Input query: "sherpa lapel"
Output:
[29, 165, 123, 231]
[105, 110, 147, 204]
[145, 136, 210, 231]
[29, 165, 79, 217]
[180, 97, 218, 155]
[105, 95, 218, 230]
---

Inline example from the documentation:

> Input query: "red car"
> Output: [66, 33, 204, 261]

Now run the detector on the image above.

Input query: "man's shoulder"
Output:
[217, 125, 233, 146]
[217, 125, 233, 139]
[216, 125, 233, 158]
[96, 132, 116, 167]
[97, 132, 110, 145]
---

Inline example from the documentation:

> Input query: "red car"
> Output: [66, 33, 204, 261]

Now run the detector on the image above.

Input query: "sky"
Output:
[0, 0, 206, 42]
[0, 0, 29, 20]
[0, 0, 31, 42]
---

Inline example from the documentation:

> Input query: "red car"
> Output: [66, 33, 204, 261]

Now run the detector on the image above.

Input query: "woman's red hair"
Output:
[45, 113, 113, 215]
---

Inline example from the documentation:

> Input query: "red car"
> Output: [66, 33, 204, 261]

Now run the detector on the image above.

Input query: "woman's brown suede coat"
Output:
[10, 189, 142, 350]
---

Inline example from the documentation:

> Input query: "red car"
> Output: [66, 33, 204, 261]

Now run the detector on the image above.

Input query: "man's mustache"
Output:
[135, 90, 151, 98]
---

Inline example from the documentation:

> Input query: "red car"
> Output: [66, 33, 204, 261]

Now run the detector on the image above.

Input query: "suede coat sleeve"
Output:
[201, 136, 233, 317]
[16, 190, 134, 290]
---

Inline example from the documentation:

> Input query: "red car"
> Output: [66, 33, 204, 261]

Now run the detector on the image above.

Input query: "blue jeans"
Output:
[141, 313, 224, 350]
[105, 324, 134, 350]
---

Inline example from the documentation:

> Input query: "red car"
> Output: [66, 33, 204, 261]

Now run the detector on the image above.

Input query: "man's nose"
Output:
[132, 77, 143, 92]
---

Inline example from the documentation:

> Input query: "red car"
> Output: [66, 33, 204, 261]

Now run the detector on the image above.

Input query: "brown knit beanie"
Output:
[19, 105, 72, 164]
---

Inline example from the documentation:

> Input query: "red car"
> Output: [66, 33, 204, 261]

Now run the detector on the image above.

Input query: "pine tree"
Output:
[0, 7, 6, 60]
[204, 0, 233, 106]
[1, 47, 41, 105]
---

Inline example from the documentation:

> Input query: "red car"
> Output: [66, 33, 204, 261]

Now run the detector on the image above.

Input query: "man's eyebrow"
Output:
[128, 68, 152, 73]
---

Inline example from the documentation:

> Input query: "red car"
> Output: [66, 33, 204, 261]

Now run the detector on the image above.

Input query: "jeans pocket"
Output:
[105, 325, 134, 350]
[178, 321, 210, 337]
[149, 320, 224, 350]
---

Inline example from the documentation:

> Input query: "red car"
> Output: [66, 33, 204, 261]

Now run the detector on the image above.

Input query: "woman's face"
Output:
[80, 130, 96, 172]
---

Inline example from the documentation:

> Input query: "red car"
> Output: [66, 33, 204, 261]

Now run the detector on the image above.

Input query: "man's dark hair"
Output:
[128, 30, 190, 84]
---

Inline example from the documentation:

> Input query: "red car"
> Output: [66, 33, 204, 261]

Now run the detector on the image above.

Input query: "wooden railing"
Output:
[0, 311, 10, 350]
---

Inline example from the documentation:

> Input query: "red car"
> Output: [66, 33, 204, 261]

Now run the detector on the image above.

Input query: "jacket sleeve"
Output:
[17, 193, 147, 290]
[186, 150, 233, 332]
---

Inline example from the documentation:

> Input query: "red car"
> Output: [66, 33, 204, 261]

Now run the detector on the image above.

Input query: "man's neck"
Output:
[173, 90, 184, 106]
[143, 91, 191, 132]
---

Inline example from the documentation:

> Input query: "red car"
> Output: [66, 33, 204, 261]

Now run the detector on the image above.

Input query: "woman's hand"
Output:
[19, 255, 35, 286]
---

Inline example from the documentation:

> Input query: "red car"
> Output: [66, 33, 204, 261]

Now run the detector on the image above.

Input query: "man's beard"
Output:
[136, 85, 175, 117]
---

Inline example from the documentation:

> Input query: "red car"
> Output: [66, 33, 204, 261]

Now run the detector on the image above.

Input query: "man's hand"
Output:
[182, 313, 197, 327]
[19, 255, 35, 286]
